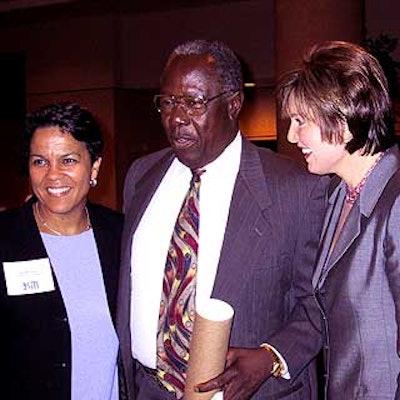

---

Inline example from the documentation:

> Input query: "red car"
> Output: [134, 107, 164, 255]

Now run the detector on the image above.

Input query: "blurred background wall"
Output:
[0, 0, 398, 210]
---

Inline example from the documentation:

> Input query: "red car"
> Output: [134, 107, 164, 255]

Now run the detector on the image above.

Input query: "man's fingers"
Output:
[195, 378, 222, 393]
[195, 367, 237, 393]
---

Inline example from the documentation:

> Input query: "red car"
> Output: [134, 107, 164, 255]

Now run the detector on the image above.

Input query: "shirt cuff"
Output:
[260, 343, 291, 379]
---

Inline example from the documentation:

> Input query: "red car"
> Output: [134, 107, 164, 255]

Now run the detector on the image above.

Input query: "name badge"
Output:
[3, 258, 55, 296]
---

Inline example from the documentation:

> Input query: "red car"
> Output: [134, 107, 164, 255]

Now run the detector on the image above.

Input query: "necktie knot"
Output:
[191, 168, 205, 184]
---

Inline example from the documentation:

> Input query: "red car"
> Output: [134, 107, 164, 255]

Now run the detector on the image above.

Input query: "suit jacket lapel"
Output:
[212, 139, 273, 300]
[118, 149, 174, 342]
[327, 203, 361, 270]
[312, 188, 340, 288]
[313, 185, 350, 288]
[314, 146, 400, 289]
[122, 150, 175, 256]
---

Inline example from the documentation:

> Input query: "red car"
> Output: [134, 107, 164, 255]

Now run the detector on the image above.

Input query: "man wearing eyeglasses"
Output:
[117, 39, 327, 400]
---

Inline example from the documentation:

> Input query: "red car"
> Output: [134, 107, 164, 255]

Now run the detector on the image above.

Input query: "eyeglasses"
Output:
[153, 91, 235, 117]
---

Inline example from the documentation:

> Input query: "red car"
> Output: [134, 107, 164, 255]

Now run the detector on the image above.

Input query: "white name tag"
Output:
[3, 258, 55, 296]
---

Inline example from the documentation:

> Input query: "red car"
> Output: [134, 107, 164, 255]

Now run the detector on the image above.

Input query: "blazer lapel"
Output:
[327, 203, 361, 269]
[212, 139, 273, 300]
[316, 200, 361, 288]
[312, 185, 355, 288]
[122, 150, 175, 256]
[314, 146, 400, 289]
[312, 189, 340, 289]
[117, 149, 175, 345]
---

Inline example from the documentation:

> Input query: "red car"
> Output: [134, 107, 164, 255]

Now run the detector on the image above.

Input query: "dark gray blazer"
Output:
[271, 145, 400, 399]
[0, 198, 123, 400]
[117, 137, 328, 399]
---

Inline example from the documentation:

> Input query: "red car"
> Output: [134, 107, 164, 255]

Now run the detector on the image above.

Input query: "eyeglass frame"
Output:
[153, 90, 239, 117]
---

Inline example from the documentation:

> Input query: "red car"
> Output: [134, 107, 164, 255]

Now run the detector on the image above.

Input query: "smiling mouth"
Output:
[301, 148, 312, 156]
[47, 186, 70, 196]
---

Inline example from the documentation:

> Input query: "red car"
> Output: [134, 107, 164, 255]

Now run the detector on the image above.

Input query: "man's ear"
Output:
[228, 91, 244, 120]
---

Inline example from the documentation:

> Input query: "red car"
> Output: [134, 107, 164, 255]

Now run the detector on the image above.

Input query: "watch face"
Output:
[260, 344, 283, 377]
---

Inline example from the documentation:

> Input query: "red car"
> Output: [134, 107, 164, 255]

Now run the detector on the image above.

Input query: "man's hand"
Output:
[195, 347, 273, 400]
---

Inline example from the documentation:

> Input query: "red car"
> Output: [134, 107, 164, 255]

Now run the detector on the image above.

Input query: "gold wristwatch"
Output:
[260, 343, 284, 378]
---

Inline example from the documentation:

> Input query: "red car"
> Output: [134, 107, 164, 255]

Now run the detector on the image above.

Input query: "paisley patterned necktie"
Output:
[156, 169, 203, 398]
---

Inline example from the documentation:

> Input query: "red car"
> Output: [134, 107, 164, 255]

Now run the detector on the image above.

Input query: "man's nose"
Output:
[170, 103, 190, 126]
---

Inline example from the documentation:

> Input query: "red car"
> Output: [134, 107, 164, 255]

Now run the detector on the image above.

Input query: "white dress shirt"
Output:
[130, 133, 242, 368]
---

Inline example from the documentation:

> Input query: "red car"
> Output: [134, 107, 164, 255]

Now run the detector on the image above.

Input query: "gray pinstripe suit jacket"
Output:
[117, 136, 328, 399]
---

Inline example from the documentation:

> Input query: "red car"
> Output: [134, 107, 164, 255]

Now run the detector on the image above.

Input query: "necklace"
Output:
[34, 202, 91, 236]
[345, 152, 384, 205]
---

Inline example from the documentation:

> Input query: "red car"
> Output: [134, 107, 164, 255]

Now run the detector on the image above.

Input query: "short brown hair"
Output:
[278, 41, 395, 154]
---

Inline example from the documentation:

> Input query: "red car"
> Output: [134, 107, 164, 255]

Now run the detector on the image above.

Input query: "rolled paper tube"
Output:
[184, 299, 234, 400]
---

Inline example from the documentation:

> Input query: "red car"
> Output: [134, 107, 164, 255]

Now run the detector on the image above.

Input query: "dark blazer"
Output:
[0, 198, 123, 400]
[271, 146, 400, 399]
[117, 137, 328, 399]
